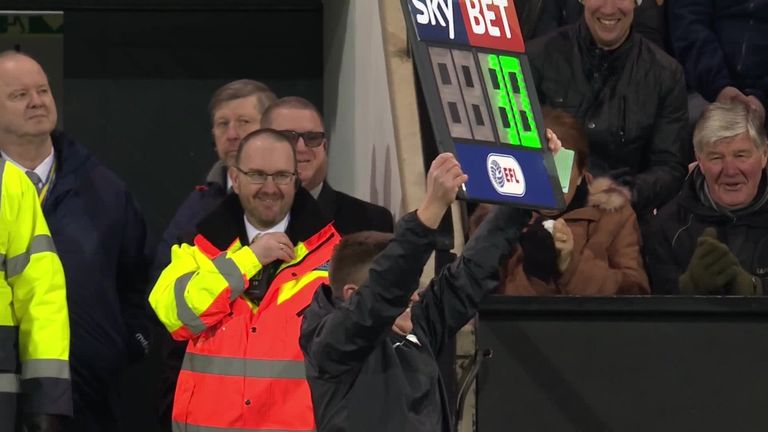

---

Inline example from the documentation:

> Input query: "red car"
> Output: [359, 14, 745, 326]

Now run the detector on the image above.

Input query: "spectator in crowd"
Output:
[151, 79, 276, 428]
[668, 0, 767, 125]
[470, 109, 649, 296]
[0, 50, 151, 431]
[530, 0, 667, 49]
[154, 79, 276, 277]
[0, 161, 70, 432]
[527, 0, 688, 219]
[150, 129, 341, 431]
[260, 96, 394, 234]
[300, 152, 532, 432]
[648, 101, 767, 296]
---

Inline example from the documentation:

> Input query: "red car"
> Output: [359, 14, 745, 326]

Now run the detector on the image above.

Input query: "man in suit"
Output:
[260, 97, 394, 234]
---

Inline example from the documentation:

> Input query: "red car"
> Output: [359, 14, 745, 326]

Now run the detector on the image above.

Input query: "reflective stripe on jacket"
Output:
[151, 215, 339, 431]
[0, 160, 71, 426]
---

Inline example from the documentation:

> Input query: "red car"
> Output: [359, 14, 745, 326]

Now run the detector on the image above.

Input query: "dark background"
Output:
[2, 1, 322, 430]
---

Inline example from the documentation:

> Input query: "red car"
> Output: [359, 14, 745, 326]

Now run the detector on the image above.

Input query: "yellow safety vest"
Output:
[0, 160, 71, 424]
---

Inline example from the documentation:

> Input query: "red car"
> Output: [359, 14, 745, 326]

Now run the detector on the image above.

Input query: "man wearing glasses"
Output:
[150, 128, 340, 432]
[151, 79, 276, 429]
[260, 97, 394, 235]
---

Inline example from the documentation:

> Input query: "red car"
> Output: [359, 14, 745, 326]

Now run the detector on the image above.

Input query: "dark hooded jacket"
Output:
[300, 206, 529, 432]
[647, 167, 768, 294]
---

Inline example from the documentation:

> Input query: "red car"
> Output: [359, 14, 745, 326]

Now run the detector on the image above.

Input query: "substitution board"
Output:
[402, 0, 565, 210]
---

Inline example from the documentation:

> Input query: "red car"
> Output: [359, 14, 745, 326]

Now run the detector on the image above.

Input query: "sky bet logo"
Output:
[408, 0, 524, 52]
[487, 153, 525, 196]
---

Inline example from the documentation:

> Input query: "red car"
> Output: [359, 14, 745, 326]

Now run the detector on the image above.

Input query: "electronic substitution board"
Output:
[402, 0, 565, 210]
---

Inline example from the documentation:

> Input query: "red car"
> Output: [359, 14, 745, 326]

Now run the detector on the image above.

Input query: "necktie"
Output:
[25, 170, 43, 194]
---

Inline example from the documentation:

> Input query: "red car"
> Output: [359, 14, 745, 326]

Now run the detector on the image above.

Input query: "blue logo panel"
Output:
[454, 142, 559, 209]
[407, 0, 469, 45]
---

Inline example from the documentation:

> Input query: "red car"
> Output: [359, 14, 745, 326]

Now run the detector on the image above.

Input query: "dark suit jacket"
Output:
[316, 182, 394, 234]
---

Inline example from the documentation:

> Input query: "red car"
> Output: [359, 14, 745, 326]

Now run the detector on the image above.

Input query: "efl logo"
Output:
[487, 153, 526, 196]
[408, 0, 524, 52]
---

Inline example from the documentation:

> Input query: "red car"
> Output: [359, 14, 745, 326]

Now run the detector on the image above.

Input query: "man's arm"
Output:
[668, 0, 732, 102]
[416, 205, 530, 355]
[115, 191, 153, 361]
[632, 67, 689, 213]
[646, 213, 685, 295]
[5, 164, 72, 420]
[302, 153, 466, 378]
[149, 238, 263, 341]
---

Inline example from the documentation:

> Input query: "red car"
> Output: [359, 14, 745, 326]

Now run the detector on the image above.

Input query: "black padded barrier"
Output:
[476, 296, 768, 432]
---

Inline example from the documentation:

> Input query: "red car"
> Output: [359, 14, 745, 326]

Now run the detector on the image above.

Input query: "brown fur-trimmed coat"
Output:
[471, 177, 650, 296]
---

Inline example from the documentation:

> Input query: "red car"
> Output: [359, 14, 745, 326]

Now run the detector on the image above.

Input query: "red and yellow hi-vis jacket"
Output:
[150, 201, 340, 432]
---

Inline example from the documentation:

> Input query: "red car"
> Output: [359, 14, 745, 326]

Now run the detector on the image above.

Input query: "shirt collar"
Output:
[309, 182, 323, 199]
[244, 213, 290, 243]
[1, 148, 55, 185]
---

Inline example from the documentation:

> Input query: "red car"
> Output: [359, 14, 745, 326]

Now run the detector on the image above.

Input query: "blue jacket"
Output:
[150, 161, 228, 282]
[44, 131, 150, 417]
[669, 0, 768, 106]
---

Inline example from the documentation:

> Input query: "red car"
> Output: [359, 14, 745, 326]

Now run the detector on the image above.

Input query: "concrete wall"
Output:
[323, 0, 403, 218]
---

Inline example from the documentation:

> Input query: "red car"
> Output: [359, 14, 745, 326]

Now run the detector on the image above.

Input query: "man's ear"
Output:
[342, 283, 359, 301]
[228, 167, 239, 193]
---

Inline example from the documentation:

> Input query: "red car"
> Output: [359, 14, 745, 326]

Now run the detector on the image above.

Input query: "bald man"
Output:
[0, 51, 151, 432]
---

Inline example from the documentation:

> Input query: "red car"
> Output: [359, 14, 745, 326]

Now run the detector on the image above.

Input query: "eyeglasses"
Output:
[278, 130, 326, 148]
[235, 167, 297, 185]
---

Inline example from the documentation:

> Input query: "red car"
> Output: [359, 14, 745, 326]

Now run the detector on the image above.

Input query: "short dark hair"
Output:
[209, 80, 276, 121]
[329, 231, 393, 298]
[542, 107, 589, 172]
[235, 128, 297, 171]
[261, 96, 325, 129]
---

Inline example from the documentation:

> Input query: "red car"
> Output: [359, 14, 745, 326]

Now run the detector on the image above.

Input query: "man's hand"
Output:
[417, 153, 468, 229]
[717, 86, 750, 105]
[746, 95, 766, 125]
[679, 227, 740, 294]
[249, 232, 295, 265]
[552, 218, 574, 273]
[716, 86, 765, 124]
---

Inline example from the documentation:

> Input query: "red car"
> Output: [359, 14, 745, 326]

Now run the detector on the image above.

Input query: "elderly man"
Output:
[0, 50, 150, 431]
[156, 80, 277, 273]
[527, 0, 688, 218]
[150, 128, 340, 431]
[260, 97, 394, 234]
[648, 101, 768, 295]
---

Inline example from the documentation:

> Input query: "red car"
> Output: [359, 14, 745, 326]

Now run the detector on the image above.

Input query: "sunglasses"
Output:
[278, 130, 326, 148]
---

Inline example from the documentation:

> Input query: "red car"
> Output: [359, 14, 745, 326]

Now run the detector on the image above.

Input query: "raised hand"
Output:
[417, 152, 469, 229]
[249, 232, 295, 265]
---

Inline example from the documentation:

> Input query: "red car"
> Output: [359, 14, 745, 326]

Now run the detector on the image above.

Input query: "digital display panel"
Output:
[403, 0, 564, 210]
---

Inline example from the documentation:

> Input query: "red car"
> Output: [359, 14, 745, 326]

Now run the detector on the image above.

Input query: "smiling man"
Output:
[260, 97, 394, 235]
[648, 101, 768, 296]
[527, 0, 688, 225]
[150, 128, 340, 431]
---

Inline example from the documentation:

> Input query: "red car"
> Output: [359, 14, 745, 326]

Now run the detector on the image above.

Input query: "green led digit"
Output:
[477, 53, 520, 146]
[499, 55, 542, 149]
